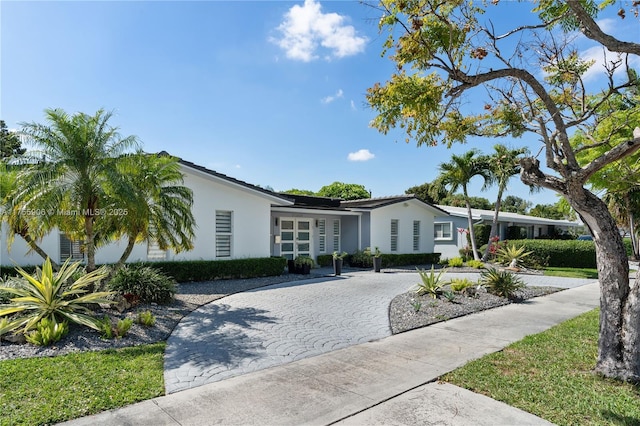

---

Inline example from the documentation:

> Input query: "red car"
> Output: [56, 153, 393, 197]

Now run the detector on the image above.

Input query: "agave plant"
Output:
[480, 268, 525, 299]
[0, 258, 114, 334]
[496, 244, 533, 268]
[415, 267, 447, 298]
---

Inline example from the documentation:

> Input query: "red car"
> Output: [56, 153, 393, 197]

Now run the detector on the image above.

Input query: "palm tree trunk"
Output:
[18, 230, 59, 270]
[84, 214, 96, 272]
[463, 186, 481, 261]
[107, 236, 136, 280]
[483, 185, 505, 261]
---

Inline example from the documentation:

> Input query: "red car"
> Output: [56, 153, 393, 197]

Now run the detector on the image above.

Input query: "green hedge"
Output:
[505, 239, 598, 268]
[137, 257, 287, 282]
[347, 252, 440, 268]
[316, 254, 333, 267]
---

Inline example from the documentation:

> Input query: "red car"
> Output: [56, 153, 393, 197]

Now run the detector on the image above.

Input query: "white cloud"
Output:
[321, 88, 343, 104]
[348, 149, 375, 162]
[350, 100, 356, 110]
[580, 45, 640, 82]
[272, 0, 368, 62]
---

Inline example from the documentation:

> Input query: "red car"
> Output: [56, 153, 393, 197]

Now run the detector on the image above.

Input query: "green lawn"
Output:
[543, 267, 599, 279]
[0, 343, 165, 426]
[442, 309, 640, 425]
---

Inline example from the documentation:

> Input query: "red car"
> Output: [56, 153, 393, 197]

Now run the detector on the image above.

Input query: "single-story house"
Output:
[433, 205, 581, 259]
[0, 155, 447, 267]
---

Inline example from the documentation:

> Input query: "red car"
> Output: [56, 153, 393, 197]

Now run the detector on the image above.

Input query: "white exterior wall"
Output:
[433, 216, 468, 259]
[1, 166, 276, 267]
[176, 169, 272, 260]
[369, 201, 436, 254]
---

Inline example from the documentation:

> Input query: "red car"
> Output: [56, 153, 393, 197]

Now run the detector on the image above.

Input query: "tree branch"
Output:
[566, 0, 640, 55]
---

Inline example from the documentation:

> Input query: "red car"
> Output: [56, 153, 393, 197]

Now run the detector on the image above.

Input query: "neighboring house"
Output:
[270, 194, 448, 261]
[433, 205, 581, 259]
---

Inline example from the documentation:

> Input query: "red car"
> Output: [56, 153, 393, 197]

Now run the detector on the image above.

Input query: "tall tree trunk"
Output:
[106, 236, 136, 281]
[463, 186, 481, 261]
[571, 188, 640, 381]
[84, 214, 96, 272]
[625, 195, 639, 260]
[483, 185, 505, 261]
[17, 230, 59, 270]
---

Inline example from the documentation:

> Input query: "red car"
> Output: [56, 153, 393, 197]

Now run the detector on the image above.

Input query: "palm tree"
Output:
[0, 162, 58, 267]
[16, 109, 140, 271]
[105, 152, 196, 274]
[482, 145, 528, 261]
[436, 149, 492, 261]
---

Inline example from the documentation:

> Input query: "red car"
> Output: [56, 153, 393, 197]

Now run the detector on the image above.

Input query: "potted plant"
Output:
[332, 251, 347, 276]
[294, 256, 314, 275]
[365, 247, 383, 272]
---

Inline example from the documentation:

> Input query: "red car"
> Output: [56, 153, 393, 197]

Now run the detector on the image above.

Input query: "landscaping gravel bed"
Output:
[389, 285, 563, 334]
[0, 273, 316, 361]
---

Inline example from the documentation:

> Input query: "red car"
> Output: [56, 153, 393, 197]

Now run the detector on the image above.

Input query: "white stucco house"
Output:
[433, 205, 581, 259]
[2, 152, 580, 268]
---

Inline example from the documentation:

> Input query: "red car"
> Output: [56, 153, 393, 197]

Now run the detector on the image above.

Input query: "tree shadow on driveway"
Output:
[164, 303, 278, 371]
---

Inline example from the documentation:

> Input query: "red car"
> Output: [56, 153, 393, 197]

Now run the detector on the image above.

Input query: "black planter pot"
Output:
[287, 259, 296, 274]
[333, 258, 343, 276]
[373, 257, 382, 273]
[301, 264, 311, 275]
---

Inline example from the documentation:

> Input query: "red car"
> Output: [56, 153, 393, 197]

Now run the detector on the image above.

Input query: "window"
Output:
[434, 222, 453, 240]
[60, 234, 83, 261]
[318, 219, 326, 253]
[413, 220, 420, 251]
[147, 224, 167, 260]
[216, 210, 232, 257]
[333, 219, 341, 252]
[390, 219, 398, 252]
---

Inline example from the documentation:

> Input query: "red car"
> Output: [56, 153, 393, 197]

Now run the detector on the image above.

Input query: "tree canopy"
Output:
[0, 120, 26, 158]
[366, 0, 640, 380]
[316, 182, 371, 200]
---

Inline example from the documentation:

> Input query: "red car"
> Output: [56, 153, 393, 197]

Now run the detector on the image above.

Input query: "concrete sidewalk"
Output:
[62, 282, 599, 426]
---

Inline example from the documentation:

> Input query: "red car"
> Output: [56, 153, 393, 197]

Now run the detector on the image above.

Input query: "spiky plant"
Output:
[0, 258, 114, 333]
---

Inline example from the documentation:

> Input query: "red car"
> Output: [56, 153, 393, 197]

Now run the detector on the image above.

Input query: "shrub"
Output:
[504, 239, 597, 268]
[0, 258, 114, 334]
[316, 254, 333, 267]
[449, 278, 476, 292]
[133, 257, 287, 282]
[465, 259, 485, 269]
[473, 224, 492, 252]
[348, 249, 373, 268]
[136, 310, 156, 327]
[98, 315, 133, 339]
[481, 268, 525, 299]
[109, 265, 177, 304]
[448, 257, 464, 267]
[415, 267, 446, 298]
[25, 317, 69, 346]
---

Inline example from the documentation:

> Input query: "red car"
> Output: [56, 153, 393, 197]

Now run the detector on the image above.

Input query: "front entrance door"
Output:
[280, 218, 312, 260]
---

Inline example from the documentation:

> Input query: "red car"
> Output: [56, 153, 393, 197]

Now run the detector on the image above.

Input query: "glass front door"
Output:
[280, 218, 312, 260]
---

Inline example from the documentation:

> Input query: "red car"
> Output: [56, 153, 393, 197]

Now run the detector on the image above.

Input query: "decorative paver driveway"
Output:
[164, 270, 595, 393]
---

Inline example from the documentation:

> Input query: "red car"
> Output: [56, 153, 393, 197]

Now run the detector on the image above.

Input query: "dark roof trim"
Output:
[277, 193, 343, 208]
[158, 151, 293, 204]
[341, 194, 449, 215]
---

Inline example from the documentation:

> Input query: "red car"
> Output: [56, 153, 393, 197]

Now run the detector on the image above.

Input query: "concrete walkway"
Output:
[62, 272, 600, 426]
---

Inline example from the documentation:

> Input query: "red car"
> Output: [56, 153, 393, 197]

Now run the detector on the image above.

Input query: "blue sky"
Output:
[2, 1, 638, 206]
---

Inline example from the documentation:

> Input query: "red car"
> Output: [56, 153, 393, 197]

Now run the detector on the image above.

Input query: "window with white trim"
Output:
[333, 219, 341, 252]
[318, 219, 326, 253]
[434, 222, 453, 240]
[215, 210, 232, 257]
[413, 220, 420, 251]
[60, 234, 84, 261]
[390, 219, 399, 252]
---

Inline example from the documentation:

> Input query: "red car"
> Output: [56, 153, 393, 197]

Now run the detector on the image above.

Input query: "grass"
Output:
[543, 266, 599, 279]
[442, 309, 640, 425]
[0, 342, 165, 425]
